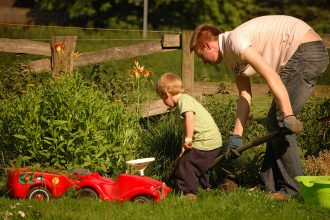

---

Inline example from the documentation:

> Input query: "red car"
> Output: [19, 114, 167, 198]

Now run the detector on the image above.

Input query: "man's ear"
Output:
[204, 42, 211, 50]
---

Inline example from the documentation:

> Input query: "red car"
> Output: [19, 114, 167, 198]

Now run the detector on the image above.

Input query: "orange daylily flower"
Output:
[130, 61, 152, 78]
[142, 70, 153, 77]
[54, 43, 64, 53]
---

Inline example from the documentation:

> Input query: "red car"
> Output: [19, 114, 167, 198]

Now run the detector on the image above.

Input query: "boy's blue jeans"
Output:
[260, 41, 329, 195]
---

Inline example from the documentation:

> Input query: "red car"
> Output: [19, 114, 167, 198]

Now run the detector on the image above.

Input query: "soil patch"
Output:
[218, 178, 239, 192]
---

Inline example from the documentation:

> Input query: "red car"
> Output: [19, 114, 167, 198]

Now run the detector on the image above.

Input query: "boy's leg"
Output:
[198, 148, 220, 189]
[177, 149, 200, 194]
[177, 148, 220, 194]
[260, 41, 328, 196]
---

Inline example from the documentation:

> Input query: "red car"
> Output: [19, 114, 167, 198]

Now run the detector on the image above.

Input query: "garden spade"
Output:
[165, 127, 291, 184]
[211, 127, 291, 167]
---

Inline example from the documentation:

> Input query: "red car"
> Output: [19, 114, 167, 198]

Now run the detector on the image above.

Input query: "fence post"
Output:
[51, 36, 77, 77]
[181, 30, 194, 92]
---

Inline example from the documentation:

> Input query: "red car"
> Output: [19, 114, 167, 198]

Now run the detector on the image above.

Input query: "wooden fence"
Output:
[0, 33, 329, 117]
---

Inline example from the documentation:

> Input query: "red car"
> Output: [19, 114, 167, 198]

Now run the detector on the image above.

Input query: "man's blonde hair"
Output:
[190, 24, 223, 51]
[156, 72, 186, 98]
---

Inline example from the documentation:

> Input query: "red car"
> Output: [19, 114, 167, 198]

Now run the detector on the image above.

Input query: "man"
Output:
[190, 15, 329, 200]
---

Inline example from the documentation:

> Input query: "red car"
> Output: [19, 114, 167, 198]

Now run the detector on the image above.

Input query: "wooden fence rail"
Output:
[0, 38, 177, 73]
[0, 33, 329, 117]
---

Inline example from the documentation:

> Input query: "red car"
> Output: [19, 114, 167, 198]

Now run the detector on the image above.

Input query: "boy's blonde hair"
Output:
[156, 72, 186, 98]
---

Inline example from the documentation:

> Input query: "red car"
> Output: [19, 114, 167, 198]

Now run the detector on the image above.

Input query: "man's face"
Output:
[194, 41, 222, 64]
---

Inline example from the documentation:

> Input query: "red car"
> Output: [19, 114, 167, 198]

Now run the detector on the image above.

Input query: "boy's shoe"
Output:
[267, 192, 289, 201]
[184, 193, 198, 200]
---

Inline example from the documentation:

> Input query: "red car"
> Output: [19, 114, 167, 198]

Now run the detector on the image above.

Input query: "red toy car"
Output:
[6, 158, 171, 202]
[6, 167, 79, 200]
[73, 171, 171, 202]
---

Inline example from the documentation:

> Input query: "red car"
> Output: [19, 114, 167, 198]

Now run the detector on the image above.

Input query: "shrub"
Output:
[203, 94, 237, 140]
[298, 97, 330, 157]
[0, 73, 141, 175]
[202, 95, 265, 186]
[0, 64, 52, 100]
[304, 150, 330, 175]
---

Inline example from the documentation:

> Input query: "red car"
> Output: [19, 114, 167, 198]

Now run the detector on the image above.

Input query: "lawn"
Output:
[1, 188, 329, 220]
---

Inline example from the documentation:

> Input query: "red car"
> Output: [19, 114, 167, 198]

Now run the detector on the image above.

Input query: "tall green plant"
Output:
[128, 60, 155, 114]
[140, 112, 183, 180]
[82, 63, 133, 104]
[0, 73, 141, 175]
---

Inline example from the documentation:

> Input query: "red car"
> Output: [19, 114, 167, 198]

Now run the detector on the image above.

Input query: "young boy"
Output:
[156, 72, 222, 199]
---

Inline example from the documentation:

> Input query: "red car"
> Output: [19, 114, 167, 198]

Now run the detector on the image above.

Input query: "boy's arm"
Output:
[183, 111, 195, 149]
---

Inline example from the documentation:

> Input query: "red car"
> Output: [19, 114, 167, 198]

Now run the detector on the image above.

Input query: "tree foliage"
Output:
[19, 0, 329, 33]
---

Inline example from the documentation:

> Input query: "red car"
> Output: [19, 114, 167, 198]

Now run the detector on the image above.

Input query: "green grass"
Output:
[0, 189, 329, 220]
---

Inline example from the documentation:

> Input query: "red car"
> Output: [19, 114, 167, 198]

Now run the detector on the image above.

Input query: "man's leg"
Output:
[260, 102, 302, 195]
[260, 41, 328, 196]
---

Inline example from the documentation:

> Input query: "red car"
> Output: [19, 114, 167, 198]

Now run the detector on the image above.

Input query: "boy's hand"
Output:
[179, 146, 186, 157]
[183, 137, 193, 149]
[179, 138, 192, 157]
[184, 140, 193, 149]
[179, 147, 184, 157]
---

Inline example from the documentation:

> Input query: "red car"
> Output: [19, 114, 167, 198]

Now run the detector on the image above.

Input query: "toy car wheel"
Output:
[133, 195, 153, 203]
[28, 186, 51, 201]
[77, 188, 98, 200]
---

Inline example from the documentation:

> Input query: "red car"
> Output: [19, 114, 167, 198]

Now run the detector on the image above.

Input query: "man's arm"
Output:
[233, 75, 252, 136]
[241, 46, 294, 117]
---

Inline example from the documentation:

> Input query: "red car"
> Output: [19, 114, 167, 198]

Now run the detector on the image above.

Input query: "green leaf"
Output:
[13, 134, 27, 140]
[20, 156, 33, 161]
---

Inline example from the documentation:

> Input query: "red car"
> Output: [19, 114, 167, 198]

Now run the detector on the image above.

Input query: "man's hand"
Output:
[283, 115, 303, 133]
[225, 135, 242, 160]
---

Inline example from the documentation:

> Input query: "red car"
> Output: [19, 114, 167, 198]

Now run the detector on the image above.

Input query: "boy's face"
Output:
[162, 93, 176, 108]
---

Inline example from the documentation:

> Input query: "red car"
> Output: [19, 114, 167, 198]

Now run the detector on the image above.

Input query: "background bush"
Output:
[297, 98, 330, 157]
[204, 95, 268, 187]
[0, 72, 142, 176]
[0, 64, 52, 100]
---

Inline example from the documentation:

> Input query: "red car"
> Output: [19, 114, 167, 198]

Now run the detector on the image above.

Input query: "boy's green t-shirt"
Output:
[177, 94, 222, 151]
